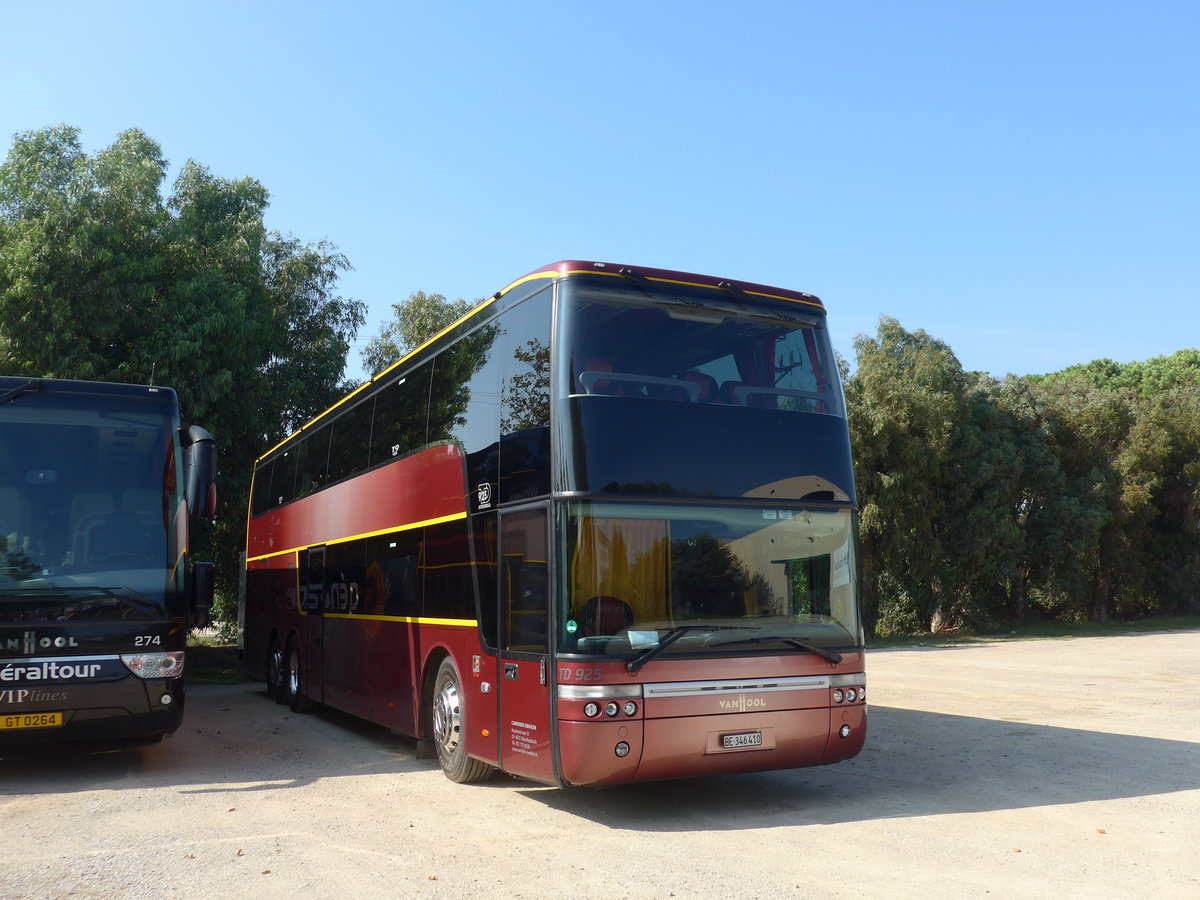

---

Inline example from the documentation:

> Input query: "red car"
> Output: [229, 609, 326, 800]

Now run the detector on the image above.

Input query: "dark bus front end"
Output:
[0, 377, 213, 746]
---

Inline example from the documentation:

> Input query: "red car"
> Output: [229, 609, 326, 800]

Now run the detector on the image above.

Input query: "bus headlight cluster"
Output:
[121, 651, 185, 679]
[583, 700, 638, 718]
[832, 686, 865, 704]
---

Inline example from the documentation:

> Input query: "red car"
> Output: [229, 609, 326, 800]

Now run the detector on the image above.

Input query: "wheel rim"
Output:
[433, 674, 462, 755]
[287, 648, 301, 698]
[268, 646, 283, 690]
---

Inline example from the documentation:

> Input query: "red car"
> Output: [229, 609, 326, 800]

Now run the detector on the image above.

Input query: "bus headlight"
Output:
[121, 651, 185, 679]
[583, 702, 600, 718]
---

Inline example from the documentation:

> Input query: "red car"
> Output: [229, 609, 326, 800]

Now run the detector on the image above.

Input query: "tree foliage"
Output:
[847, 317, 1200, 635]
[360, 290, 476, 377]
[0, 126, 365, 621]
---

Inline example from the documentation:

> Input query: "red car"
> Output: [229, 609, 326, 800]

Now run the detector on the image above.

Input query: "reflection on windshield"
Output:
[563, 281, 844, 417]
[560, 501, 861, 657]
[0, 392, 179, 607]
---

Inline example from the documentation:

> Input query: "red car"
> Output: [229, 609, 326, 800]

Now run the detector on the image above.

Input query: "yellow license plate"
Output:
[1, 712, 64, 730]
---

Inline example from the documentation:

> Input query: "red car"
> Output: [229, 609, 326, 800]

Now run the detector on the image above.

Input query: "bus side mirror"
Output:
[183, 425, 217, 519]
[191, 560, 215, 629]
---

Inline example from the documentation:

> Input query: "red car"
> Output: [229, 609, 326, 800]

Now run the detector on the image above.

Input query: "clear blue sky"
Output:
[5, 1, 1197, 383]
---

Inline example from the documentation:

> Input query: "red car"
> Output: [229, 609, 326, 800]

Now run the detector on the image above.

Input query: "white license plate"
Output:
[722, 731, 763, 749]
[1, 711, 64, 730]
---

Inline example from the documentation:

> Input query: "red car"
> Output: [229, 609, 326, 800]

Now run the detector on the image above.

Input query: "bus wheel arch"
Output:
[429, 655, 492, 784]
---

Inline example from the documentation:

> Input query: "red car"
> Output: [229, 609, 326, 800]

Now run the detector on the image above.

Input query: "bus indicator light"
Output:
[614, 742, 630, 757]
[839, 725, 852, 739]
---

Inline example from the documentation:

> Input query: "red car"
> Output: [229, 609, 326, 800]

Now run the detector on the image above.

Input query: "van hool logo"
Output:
[718, 694, 767, 712]
[2, 632, 80, 655]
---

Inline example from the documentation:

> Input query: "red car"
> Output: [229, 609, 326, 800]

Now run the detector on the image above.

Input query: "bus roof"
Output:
[499, 261, 825, 311]
[0, 376, 177, 404]
[256, 261, 825, 462]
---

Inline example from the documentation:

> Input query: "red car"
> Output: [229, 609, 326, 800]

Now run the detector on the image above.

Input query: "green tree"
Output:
[845, 317, 968, 634]
[0, 125, 365, 623]
[361, 290, 476, 377]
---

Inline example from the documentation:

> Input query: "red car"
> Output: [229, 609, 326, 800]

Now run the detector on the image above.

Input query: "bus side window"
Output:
[327, 397, 375, 484]
[372, 362, 433, 465]
[295, 429, 331, 500]
[501, 508, 548, 653]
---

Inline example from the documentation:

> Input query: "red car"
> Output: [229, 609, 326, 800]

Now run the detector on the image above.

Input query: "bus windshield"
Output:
[559, 500, 861, 659]
[562, 279, 843, 417]
[0, 390, 182, 619]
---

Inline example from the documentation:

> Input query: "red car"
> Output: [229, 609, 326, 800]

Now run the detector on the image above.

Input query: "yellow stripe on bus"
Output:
[323, 614, 477, 627]
[245, 511, 467, 563]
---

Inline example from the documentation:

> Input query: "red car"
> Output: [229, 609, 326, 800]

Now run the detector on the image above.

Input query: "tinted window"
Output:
[327, 396, 375, 483]
[251, 458, 275, 517]
[501, 507, 548, 653]
[562, 280, 842, 416]
[294, 428, 331, 500]
[372, 362, 433, 464]
[499, 288, 552, 504]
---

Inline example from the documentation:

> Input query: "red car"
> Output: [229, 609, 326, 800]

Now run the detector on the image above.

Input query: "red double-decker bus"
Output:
[241, 261, 865, 785]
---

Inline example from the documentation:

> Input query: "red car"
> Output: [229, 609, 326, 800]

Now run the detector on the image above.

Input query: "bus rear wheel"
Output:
[431, 657, 492, 784]
[285, 638, 316, 713]
[266, 638, 285, 703]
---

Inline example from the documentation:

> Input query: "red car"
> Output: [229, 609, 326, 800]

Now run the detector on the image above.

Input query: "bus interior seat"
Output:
[581, 595, 634, 636]
[69, 492, 114, 565]
[121, 489, 162, 529]
[717, 381, 780, 408]
[580, 358, 618, 395]
[90, 509, 154, 564]
[679, 371, 718, 403]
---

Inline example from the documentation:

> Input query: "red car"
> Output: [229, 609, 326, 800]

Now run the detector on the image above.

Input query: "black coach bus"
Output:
[0, 377, 215, 745]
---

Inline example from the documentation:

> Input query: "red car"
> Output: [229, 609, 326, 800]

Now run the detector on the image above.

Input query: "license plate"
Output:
[722, 731, 763, 749]
[1, 712, 64, 730]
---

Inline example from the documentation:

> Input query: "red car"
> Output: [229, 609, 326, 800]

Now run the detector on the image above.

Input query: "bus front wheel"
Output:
[431, 657, 492, 784]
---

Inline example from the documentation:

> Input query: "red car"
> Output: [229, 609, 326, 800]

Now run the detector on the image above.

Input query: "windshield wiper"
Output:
[625, 625, 750, 674]
[0, 378, 43, 405]
[711, 635, 843, 664]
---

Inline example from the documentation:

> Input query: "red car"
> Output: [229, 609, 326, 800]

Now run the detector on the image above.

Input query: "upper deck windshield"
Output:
[0, 384, 183, 621]
[559, 500, 862, 660]
[561, 277, 843, 418]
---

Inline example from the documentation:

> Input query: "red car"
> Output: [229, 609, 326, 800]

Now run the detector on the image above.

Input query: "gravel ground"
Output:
[1, 631, 1198, 899]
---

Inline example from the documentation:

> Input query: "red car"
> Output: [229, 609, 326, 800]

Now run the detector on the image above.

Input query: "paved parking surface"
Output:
[1, 631, 1198, 899]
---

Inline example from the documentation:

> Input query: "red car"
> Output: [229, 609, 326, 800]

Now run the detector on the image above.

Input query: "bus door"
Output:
[298, 545, 327, 704]
[496, 505, 555, 783]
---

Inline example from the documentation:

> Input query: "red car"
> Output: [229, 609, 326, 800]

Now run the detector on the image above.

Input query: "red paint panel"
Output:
[247, 445, 467, 557]
[559, 720, 644, 785]
[636, 709, 832, 782]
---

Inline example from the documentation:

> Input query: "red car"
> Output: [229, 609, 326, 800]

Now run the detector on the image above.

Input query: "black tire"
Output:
[285, 638, 317, 713]
[265, 637, 285, 703]
[430, 657, 493, 784]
